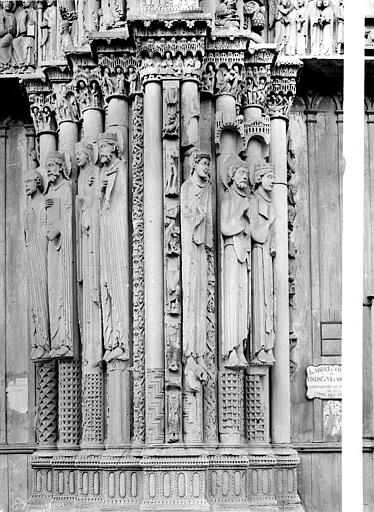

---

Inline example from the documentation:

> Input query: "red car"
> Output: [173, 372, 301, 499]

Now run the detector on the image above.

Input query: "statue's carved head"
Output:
[45, 151, 68, 182]
[25, 169, 42, 196]
[75, 141, 93, 168]
[254, 162, 275, 191]
[192, 151, 211, 181]
[227, 158, 249, 189]
[98, 132, 119, 164]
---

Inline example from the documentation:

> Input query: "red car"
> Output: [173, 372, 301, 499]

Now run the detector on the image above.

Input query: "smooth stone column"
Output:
[35, 126, 58, 450]
[104, 94, 131, 447]
[0, 125, 7, 444]
[269, 114, 290, 444]
[144, 80, 165, 444]
[243, 105, 265, 182]
[83, 108, 103, 141]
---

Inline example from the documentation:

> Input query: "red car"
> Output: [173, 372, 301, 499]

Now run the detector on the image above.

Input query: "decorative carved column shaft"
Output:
[144, 80, 165, 443]
[132, 94, 146, 445]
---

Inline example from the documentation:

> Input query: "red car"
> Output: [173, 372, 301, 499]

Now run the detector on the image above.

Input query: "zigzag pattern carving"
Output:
[146, 369, 165, 444]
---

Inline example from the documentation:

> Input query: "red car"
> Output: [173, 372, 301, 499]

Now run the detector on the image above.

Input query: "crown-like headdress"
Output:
[98, 132, 118, 144]
[254, 162, 275, 182]
[46, 151, 66, 165]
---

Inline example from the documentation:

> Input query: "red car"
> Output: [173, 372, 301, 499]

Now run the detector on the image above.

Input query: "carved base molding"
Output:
[28, 447, 305, 512]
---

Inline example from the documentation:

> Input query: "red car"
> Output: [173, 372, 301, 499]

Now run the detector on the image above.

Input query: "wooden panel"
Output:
[297, 453, 312, 512]
[311, 452, 341, 512]
[289, 108, 314, 443]
[364, 451, 374, 511]
[8, 454, 28, 511]
[5, 124, 29, 444]
[0, 454, 8, 512]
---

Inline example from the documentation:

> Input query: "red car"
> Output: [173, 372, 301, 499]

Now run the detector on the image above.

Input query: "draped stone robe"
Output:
[77, 163, 102, 367]
[46, 180, 74, 358]
[220, 186, 251, 367]
[25, 190, 50, 360]
[181, 174, 212, 382]
[249, 189, 276, 365]
[100, 157, 129, 362]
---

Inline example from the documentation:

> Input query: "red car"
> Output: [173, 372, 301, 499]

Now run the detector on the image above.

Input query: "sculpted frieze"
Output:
[74, 70, 103, 111]
[29, 93, 57, 134]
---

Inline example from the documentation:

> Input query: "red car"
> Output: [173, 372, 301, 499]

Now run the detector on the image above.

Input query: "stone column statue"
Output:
[97, 132, 129, 363]
[220, 158, 250, 370]
[249, 163, 276, 365]
[44, 151, 74, 358]
[181, 151, 212, 390]
[40, 0, 57, 61]
[24, 153, 50, 361]
[0, 1, 17, 70]
[14, 0, 37, 71]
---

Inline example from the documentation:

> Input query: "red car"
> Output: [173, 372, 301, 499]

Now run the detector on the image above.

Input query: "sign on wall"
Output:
[306, 365, 342, 400]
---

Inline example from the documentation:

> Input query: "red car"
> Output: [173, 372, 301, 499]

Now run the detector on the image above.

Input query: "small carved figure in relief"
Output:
[166, 257, 181, 315]
[127, 66, 138, 95]
[115, 66, 126, 95]
[230, 64, 243, 103]
[174, 54, 184, 76]
[167, 392, 180, 442]
[163, 86, 179, 138]
[161, 51, 174, 74]
[76, 140, 102, 366]
[243, 0, 265, 42]
[44, 151, 74, 358]
[166, 323, 180, 372]
[13, 0, 37, 71]
[181, 152, 212, 391]
[271, 0, 297, 54]
[102, 66, 114, 98]
[201, 63, 216, 93]
[0, 1, 17, 70]
[311, 0, 333, 56]
[60, 20, 74, 53]
[221, 157, 250, 370]
[184, 54, 194, 75]
[90, 80, 101, 108]
[336, 0, 344, 54]
[215, 0, 240, 30]
[40, 0, 58, 61]
[102, 0, 126, 30]
[24, 153, 50, 361]
[249, 163, 276, 365]
[77, 80, 90, 110]
[98, 132, 129, 363]
[165, 148, 179, 196]
[216, 67, 232, 95]
[296, 0, 307, 55]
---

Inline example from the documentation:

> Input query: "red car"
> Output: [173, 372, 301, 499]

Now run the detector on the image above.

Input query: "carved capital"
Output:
[53, 83, 80, 124]
[73, 68, 104, 113]
[265, 57, 303, 118]
[28, 92, 57, 136]
[99, 55, 140, 100]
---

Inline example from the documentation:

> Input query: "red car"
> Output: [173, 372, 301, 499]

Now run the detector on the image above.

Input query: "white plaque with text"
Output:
[306, 365, 342, 400]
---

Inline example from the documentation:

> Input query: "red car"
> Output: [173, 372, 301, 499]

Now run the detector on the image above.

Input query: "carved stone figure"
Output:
[215, 0, 240, 30]
[0, 1, 17, 70]
[60, 20, 74, 54]
[163, 86, 179, 138]
[115, 66, 126, 95]
[24, 153, 50, 361]
[166, 257, 181, 315]
[201, 63, 216, 93]
[221, 157, 250, 369]
[165, 148, 179, 196]
[166, 323, 180, 372]
[311, 0, 333, 56]
[272, 0, 297, 54]
[40, 0, 58, 61]
[98, 132, 129, 362]
[181, 152, 212, 390]
[76, 141, 102, 366]
[13, 0, 37, 70]
[249, 163, 276, 365]
[102, 0, 126, 29]
[337, 0, 344, 54]
[102, 66, 115, 98]
[128, 65, 138, 95]
[44, 151, 74, 358]
[296, 0, 307, 55]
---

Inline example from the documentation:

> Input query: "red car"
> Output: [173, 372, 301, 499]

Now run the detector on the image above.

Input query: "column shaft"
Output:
[144, 81, 164, 443]
[270, 116, 290, 444]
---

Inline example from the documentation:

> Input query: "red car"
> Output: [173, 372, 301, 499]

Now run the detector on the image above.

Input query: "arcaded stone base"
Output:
[27, 446, 304, 512]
